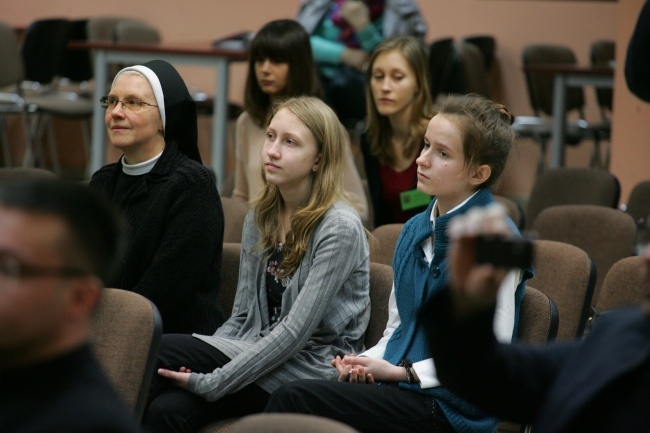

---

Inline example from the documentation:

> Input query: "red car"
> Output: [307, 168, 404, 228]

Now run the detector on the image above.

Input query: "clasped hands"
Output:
[332, 354, 407, 384]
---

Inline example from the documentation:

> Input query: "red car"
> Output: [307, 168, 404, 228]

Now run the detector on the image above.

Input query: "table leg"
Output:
[212, 58, 229, 192]
[550, 73, 567, 169]
[88, 49, 108, 178]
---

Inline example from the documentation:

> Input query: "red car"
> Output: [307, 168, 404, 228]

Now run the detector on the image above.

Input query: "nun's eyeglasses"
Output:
[100, 96, 158, 112]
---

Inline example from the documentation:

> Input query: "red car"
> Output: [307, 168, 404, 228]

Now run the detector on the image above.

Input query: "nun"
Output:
[90, 60, 226, 335]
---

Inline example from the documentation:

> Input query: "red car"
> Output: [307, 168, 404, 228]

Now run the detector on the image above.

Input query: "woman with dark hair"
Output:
[89, 60, 225, 335]
[361, 36, 435, 227]
[233, 19, 368, 224]
[144, 96, 370, 433]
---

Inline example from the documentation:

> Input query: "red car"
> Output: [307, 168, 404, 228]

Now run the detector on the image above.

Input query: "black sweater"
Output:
[90, 142, 226, 334]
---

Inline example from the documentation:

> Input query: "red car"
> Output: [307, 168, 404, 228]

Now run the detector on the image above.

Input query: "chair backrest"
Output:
[626, 180, 650, 224]
[230, 413, 359, 433]
[523, 44, 584, 117]
[595, 255, 646, 313]
[222, 197, 249, 243]
[21, 18, 73, 84]
[463, 35, 496, 72]
[590, 40, 615, 115]
[518, 285, 559, 343]
[0, 20, 25, 88]
[365, 262, 394, 348]
[114, 19, 161, 44]
[86, 17, 139, 80]
[219, 242, 242, 316]
[90, 288, 162, 421]
[493, 194, 526, 230]
[369, 223, 404, 265]
[0, 167, 57, 180]
[87, 16, 125, 41]
[532, 205, 636, 305]
[499, 285, 559, 433]
[59, 19, 92, 83]
[525, 167, 620, 229]
[528, 240, 596, 339]
[453, 41, 491, 98]
[428, 37, 455, 101]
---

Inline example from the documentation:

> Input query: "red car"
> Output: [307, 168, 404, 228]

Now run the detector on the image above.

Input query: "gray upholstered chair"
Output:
[229, 413, 359, 433]
[528, 240, 596, 339]
[498, 285, 559, 433]
[369, 223, 403, 266]
[90, 288, 162, 421]
[218, 242, 242, 317]
[531, 205, 636, 307]
[494, 194, 526, 230]
[595, 255, 646, 313]
[525, 167, 620, 229]
[626, 180, 650, 224]
[222, 197, 249, 243]
[0, 166, 56, 180]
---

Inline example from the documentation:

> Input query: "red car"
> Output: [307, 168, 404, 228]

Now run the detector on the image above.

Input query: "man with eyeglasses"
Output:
[0, 178, 142, 433]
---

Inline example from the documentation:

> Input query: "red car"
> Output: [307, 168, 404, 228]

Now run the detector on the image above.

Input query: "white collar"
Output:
[121, 151, 163, 176]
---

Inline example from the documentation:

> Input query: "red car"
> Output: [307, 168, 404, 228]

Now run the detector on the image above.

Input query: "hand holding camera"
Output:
[448, 204, 533, 317]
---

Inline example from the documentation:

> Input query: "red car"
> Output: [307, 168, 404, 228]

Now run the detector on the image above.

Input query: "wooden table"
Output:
[524, 64, 614, 168]
[69, 40, 248, 189]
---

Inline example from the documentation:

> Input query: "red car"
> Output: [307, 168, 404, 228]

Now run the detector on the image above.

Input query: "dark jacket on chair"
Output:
[90, 142, 226, 335]
[422, 292, 650, 433]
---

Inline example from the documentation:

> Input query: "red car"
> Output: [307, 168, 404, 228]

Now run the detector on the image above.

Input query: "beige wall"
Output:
[3, 0, 648, 200]
[611, 0, 650, 205]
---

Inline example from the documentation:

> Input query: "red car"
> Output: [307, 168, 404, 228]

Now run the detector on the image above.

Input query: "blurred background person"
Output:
[296, 0, 427, 127]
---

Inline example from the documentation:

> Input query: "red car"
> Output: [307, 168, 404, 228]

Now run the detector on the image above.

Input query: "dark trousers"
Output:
[144, 334, 270, 433]
[264, 379, 455, 433]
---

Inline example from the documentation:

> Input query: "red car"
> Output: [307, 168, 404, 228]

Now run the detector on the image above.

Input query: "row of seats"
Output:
[93, 237, 646, 432]
[428, 37, 615, 174]
[1, 166, 643, 431]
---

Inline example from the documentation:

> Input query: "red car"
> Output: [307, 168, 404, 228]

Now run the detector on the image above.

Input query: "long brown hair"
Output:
[253, 96, 347, 277]
[364, 36, 435, 167]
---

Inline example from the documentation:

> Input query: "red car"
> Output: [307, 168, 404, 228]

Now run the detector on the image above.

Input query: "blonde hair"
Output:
[364, 36, 435, 167]
[253, 96, 347, 277]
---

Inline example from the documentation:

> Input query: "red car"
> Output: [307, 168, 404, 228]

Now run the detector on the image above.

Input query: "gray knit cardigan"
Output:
[189, 200, 371, 401]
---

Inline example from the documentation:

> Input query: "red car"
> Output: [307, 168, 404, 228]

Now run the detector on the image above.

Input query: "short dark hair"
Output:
[0, 178, 125, 282]
[244, 19, 323, 125]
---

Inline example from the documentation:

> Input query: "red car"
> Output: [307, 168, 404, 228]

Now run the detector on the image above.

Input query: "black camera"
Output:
[475, 236, 534, 270]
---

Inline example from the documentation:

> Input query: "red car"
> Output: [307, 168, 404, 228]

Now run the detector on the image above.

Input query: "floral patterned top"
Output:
[266, 243, 291, 325]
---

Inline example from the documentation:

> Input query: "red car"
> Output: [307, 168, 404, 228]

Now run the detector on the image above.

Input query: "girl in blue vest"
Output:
[265, 93, 533, 433]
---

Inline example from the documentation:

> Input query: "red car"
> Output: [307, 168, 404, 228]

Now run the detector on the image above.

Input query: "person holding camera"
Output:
[264, 94, 533, 433]
[421, 205, 650, 433]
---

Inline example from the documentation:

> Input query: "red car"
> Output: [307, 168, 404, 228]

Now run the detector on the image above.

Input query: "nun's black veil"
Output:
[141, 60, 202, 163]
